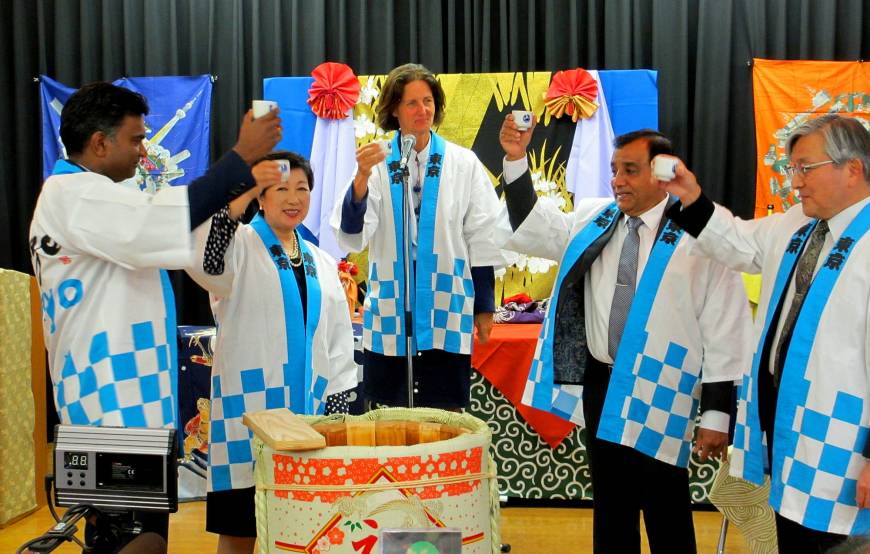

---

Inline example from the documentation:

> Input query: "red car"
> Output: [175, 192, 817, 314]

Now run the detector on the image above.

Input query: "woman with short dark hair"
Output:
[187, 151, 356, 554]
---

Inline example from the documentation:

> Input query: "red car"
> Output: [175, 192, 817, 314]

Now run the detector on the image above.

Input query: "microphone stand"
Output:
[400, 143, 415, 409]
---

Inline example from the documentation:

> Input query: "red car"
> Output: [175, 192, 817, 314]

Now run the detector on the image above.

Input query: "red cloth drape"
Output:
[472, 324, 575, 448]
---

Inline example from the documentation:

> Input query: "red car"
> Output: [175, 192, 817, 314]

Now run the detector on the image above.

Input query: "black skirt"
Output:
[206, 486, 256, 537]
[363, 348, 471, 409]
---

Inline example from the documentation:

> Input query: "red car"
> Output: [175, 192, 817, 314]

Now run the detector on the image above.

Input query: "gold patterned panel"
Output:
[437, 73, 491, 149]
[0, 269, 37, 525]
[708, 459, 778, 554]
[441, 72, 555, 189]
[495, 265, 559, 307]
[487, 72, 551, 116]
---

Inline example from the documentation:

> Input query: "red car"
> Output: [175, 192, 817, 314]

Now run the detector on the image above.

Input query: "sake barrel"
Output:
[250, 407, 500, 554]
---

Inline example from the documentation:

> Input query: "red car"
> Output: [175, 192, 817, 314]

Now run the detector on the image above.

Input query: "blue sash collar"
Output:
[52, 159, 86, 175]
[250, 214, 323, 414]
[383, 131, 447, 354]
[770, 205, 870, 521]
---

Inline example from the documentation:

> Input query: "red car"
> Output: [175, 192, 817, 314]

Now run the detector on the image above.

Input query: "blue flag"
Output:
[39, 76, 75, 180]
[39, 75, 213, 192]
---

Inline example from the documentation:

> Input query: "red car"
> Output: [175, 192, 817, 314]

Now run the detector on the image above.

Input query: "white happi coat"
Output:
[329, 133, 511, 356]
[30, 160, 191, 428]
[509, 195, 752, 467]
[696, 199, 870, 535]
[188, 217, 357, 491]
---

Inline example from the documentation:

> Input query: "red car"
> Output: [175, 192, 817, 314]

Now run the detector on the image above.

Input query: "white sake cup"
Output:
[252, 100, 278, 119]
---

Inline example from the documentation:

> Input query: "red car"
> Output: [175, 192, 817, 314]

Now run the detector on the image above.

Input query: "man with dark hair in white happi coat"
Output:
[30, 81, 281, 550]
[498, 114, 754, 554]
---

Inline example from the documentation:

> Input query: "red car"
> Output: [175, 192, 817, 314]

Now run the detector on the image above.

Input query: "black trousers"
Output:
[757, 367, 849, 553]
[583, 357, 697, 554]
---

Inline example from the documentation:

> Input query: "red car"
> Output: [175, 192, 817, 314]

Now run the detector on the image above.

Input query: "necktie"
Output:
[413, 154, 423, 219]
[772, 219, 829, 385]
[608, 216, 643, 360]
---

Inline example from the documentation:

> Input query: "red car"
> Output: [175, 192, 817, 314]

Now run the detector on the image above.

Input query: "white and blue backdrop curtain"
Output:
[264, 70, 658, 260]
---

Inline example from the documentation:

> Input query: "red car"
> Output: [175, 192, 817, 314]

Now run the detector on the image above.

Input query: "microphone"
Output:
[399, 134, 417, 169]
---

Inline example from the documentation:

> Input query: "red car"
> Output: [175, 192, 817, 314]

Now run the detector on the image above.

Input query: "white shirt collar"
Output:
[415, 143, 430, 164]
[826, 195, 870, 241]
[624, 194, 670, 230]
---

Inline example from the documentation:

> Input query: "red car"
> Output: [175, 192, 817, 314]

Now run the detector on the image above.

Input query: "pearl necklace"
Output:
[285, 231, 302, 268]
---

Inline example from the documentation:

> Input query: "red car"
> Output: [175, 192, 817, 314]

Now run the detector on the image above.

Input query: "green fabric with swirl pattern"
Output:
[467, 369, 721, 503]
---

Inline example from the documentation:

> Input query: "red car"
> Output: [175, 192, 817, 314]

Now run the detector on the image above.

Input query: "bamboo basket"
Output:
[249, 407, 500, 554]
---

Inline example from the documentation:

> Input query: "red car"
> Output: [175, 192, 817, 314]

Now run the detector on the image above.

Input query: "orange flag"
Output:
[752, 58, 870, 217]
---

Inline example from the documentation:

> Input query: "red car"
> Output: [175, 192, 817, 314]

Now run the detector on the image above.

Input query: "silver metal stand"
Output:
[400, 154, 415, 408]
[716, 516, 729, 554]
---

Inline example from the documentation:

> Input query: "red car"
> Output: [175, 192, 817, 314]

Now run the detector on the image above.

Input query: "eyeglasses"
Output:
[783, 159, 836, 178]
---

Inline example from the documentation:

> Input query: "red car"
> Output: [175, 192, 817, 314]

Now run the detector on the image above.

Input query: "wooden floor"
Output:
[1, 502, 750, 553]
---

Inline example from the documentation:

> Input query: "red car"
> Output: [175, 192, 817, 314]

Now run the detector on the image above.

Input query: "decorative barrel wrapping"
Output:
[252, 408, 500, 554]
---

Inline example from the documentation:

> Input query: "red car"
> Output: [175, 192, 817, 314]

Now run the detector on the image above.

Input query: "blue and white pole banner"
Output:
[306, 115, 356, 259]
[264, 76, 349, 257]
[564, 70, 616, 200]
[40, 75, 213, 193]
[263, 76, 318, 159]
[566, 69, 659, 201]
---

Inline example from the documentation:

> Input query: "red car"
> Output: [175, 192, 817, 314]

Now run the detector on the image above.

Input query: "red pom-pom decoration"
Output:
[544, 68, 599, 122]
[307, 62, 360, 120]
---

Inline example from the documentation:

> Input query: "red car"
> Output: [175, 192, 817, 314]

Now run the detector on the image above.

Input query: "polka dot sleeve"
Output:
[324, 390, 351, 415]
[203, 206, 239, 275]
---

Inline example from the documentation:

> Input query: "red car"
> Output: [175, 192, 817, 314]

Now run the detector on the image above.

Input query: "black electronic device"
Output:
[53, 424, 178, 513]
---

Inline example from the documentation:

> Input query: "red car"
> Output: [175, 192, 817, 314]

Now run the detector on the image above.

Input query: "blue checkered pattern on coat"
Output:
[774, 389, 870, 533]
[528, 324, 551, 386]
[731, 372, 760, 472]
[207, 368, 289, 491]
[430, 257, 475, 352]
[521, 377, 585, 425]
[613, 340, 699, 467]
[54, 320, 175, 428]
[364, 261, 403, 355]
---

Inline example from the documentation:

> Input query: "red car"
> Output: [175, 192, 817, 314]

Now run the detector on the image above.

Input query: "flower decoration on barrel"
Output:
[543, 68, 599, 122]
[338, 258, 360, 316]
[307, 62, 361, 119]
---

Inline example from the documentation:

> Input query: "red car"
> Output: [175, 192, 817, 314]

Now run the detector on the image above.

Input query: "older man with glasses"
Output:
[662, 114, 870, 553]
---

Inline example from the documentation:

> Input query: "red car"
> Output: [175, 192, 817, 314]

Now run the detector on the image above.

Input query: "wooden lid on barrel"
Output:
[242, 408, 326, 451]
